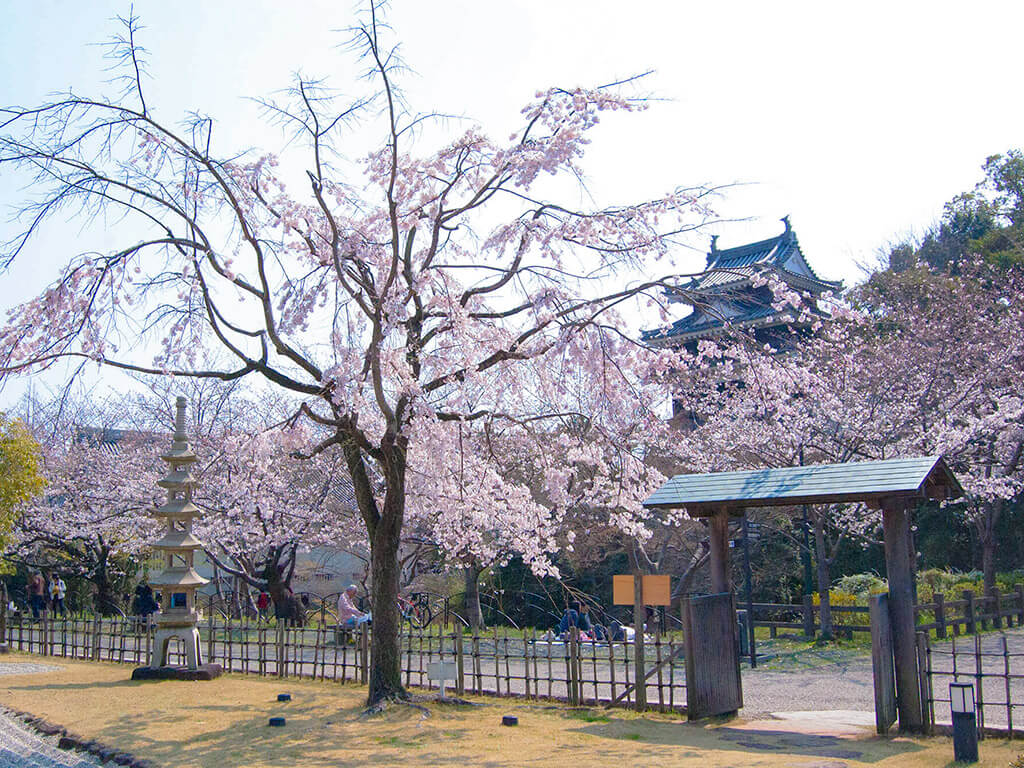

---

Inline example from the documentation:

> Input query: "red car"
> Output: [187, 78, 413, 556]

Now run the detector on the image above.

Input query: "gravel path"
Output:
[742, 654, 876, 717]
[0, 663, 63, 676]
[0, 711, 101, 768]
[744, 626, 1024, 730]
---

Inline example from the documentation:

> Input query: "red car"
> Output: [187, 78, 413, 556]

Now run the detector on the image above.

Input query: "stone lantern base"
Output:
[131, 663, 223, 681]
[131, 625, 223, 681]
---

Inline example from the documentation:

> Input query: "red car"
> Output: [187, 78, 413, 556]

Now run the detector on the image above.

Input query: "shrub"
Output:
[833, 573, 886, 598]
[813, 589, 861, 628]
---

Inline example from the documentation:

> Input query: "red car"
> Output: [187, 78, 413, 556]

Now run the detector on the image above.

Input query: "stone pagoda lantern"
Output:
[133, 396, 222, 680]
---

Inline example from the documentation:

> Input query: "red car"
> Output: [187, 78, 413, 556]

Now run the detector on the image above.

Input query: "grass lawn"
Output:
[0, 652, 1020, 767]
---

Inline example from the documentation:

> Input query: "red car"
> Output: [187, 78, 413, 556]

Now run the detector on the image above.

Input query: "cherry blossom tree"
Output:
[0, 6, 717, 705]
[195, 425, 363, 623]
[850, 262, 1024, 595]
[670, 258, 1024, 631]
[5, 407, 161, 614]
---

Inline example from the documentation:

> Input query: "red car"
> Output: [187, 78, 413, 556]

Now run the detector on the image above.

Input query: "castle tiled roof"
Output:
[643, 218, 841, 344]
[685, 218, 841, 295]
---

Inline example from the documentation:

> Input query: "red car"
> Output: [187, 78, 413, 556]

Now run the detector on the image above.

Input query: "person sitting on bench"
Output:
[337, 584, 372, 627]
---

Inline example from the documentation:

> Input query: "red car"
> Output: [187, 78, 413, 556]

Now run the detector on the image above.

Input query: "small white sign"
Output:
[426, 661, 458, 681]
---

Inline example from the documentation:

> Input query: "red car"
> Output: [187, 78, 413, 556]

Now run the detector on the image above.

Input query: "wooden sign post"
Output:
[612, 574, 671, 712]
[612, 574, 672, 607]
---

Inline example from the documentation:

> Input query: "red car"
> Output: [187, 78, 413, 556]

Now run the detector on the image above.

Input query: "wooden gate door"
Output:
[682, 592, 742, 719]
[869, 592, 897, 734]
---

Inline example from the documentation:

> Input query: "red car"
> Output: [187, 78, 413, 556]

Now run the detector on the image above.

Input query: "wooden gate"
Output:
[682, 592, 742, 719]
[869, 592, 897, 733]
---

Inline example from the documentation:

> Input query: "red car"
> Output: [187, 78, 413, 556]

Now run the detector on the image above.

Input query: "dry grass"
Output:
[0, 652, 1018, 767]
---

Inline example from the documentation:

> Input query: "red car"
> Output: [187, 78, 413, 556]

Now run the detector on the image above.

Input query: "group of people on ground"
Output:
[545, 601, 635, 643]
[25, 571, 67, 619]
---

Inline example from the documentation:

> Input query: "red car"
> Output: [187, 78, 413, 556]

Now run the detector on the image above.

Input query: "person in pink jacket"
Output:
[337, 585, 372, 627]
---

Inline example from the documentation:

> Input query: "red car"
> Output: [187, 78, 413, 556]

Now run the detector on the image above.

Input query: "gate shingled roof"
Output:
[643, 455, 962, 516]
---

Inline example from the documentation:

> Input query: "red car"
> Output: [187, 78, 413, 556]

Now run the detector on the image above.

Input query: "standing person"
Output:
[27, 571, 46, 620]
[133, 583, 158, 618]
[256, 591, 270, 621]
[337, 585, 372, 628]
[49, 574, 67, 617]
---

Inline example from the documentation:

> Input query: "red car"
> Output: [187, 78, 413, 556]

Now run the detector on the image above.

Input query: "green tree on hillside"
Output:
[887, 150, 1024, 272]
[0, 414, 45, 550]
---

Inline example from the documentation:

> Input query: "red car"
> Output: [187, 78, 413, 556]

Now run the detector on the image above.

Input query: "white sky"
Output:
[2, 1, 1023, 406]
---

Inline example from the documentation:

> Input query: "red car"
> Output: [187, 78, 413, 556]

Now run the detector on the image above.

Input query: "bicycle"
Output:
[397, 592, 433, 628]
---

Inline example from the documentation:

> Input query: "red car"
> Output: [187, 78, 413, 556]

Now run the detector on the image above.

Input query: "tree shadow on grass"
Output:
[87, 700, 494, 768]
[571, 720, 927, 764]
[4, 679, 142, 691]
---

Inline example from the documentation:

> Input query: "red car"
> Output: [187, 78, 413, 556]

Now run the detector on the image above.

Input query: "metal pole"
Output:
[743, 516, 756, 668]
[799, 448, 813, 598]
[801, 505, 814, 596]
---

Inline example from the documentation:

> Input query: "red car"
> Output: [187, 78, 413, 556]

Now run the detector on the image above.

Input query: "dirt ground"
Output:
[0, 653, 1020, 768]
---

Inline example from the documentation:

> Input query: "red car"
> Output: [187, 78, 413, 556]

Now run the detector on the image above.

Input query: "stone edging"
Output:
[5, 707, 158, 768]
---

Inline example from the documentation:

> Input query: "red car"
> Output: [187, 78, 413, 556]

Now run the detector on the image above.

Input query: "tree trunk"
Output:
[367, 489, 406, 706]
[981, 535, 997, 597]
[463, 566, 484, 629]
[342, 432, 409, 709]
[813, 512, 833, 641]
[93, 552, 117, 616]
[979, 499, 1002, 597]
[263, 560, 297, 624]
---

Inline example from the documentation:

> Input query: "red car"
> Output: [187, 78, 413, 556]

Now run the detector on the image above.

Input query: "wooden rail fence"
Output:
[747, 586, 1024, 640]
[0, 614, 687, 713]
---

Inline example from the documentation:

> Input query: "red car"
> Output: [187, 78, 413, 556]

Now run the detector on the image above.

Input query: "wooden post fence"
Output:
[802, 594, 815, 637]
[933, 592, 946, 639]
[454, 629, 465, 696]
[963, 590, 976, 635]
[0, 582, 8, 650]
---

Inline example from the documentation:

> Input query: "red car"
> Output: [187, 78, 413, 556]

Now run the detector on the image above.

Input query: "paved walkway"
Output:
[743, 652, 875, 717]
[745, 626, 1024, 730]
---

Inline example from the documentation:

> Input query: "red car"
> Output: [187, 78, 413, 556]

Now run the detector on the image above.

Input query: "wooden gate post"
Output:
[869, 593, 896, 734]
[881, 498, 923, 732]
[682, 593, 742, 720]
[708, 509, 731, 594]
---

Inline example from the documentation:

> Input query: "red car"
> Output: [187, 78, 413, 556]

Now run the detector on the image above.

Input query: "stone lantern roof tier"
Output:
[157, 469, 198, 490]
[154, 498, 201, 518]
[161, 446, 197, 462]
[149, 566, 208, 588]
[151, 530, 204, 550]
